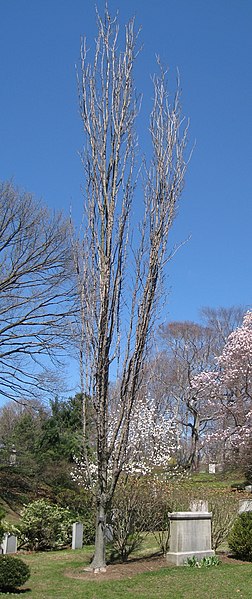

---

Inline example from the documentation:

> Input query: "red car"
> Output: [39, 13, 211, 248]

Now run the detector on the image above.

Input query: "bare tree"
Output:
[73, 7, 189, 571]
[156, 321, 218, 469]
[0, 181, 74, 403]
[153, 308, 246, 470]
[201, 306, 245, 349]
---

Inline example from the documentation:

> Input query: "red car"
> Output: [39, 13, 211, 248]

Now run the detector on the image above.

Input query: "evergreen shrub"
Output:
[228, 512, 252, 561]
[0, 555, 30, 591]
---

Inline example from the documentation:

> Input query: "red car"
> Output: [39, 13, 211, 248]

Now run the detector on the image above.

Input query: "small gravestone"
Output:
[245, 485, 252, 493]
[208, 463, 216, 474]
[105, 524, 113, 542]
[72, 522, 83, 550]
[239, 500, 252, 513]
[166, 511, 214, 566]
[190, 500, 208, 512]
[1, 534, 17, 554]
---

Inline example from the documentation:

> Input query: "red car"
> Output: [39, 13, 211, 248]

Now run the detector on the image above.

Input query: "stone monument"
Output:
[166, 511, 214, 566]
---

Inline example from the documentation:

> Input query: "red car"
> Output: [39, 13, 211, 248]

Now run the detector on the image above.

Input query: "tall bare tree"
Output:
[73, 7, 189, 571]
[0, 181, 74, 403]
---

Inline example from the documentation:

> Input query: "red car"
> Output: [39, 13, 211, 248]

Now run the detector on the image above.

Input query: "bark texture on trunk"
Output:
[90, 502, 107, 572]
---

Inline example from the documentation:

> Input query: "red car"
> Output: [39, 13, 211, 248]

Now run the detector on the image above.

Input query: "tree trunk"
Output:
[90, 500, 107, 572]
[186, 412, 200, 471]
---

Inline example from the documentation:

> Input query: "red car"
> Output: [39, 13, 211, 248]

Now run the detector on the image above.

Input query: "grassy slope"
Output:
[0, 470, 246, 513]
[186, 471, 245, 489]
[0, 498, 20, 525]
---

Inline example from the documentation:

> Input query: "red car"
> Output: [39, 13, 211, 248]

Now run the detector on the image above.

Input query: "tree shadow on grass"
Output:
[107, 550, 161, 565]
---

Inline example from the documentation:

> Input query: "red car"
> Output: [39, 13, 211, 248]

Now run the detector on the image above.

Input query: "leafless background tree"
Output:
[157, 321, 219, 469]
[0, 181, 74, 403]
[72, 7, 190, 571]
[148, 307, 245, 470]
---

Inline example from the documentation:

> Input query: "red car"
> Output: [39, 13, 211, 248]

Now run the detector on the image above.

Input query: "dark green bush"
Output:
[0, 555, 30, 590]
[230, 483, 246, 491]
[228, 512, 252, 561]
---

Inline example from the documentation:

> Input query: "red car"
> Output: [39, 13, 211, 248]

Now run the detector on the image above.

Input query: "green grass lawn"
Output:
[1, 548, 252, 599]
[1, 471, 250, 598]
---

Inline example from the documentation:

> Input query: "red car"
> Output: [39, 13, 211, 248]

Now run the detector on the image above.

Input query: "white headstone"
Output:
[72, 522, 83, 550]
[239, 500, 252, 513]
[208, 463, 216, 474]
[245, 485, 252, 493]
[1, 534, 17, 554]
[190, 500, 208, 512]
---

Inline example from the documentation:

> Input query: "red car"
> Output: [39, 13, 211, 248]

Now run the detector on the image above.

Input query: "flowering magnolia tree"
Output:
[192, 311, 252, 455]
[72, 395, 178, 486]
[119, 396, 178, 476]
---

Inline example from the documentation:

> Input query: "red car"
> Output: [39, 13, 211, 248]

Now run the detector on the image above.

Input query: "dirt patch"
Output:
[65, 553, 252, 582]
[65, 555, 167, 581]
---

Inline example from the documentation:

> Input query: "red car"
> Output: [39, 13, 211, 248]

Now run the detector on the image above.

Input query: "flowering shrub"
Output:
[108, 477, 148, 561]
[17, 499, 74, 551]
[55, 487, 96, 544]
[208, 490, 238, 550]
[108, 475, 179, 561]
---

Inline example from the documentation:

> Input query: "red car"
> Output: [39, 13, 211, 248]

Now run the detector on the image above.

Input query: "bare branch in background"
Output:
[0, 181, 75, 403]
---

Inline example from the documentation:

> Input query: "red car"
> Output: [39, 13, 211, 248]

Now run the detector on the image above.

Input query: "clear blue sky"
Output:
[1, 0, 251, 324]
